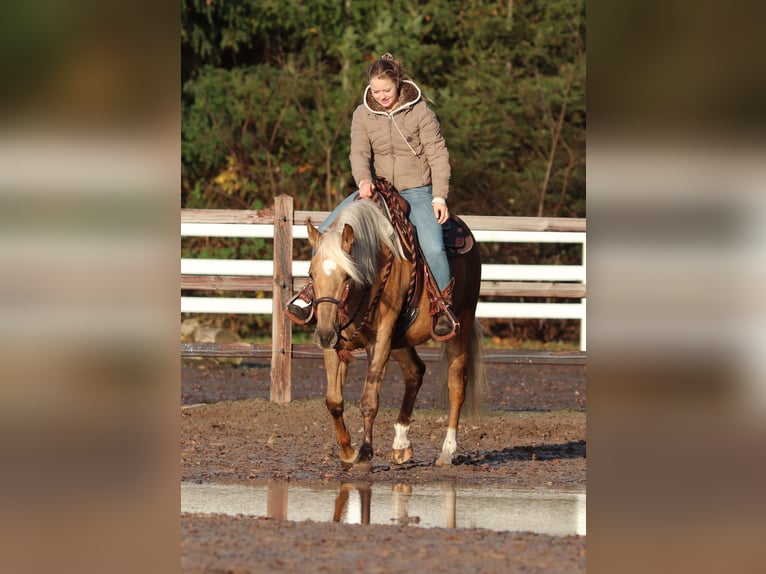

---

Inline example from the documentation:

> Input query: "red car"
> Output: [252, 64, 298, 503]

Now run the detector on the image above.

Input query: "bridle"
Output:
[313, 248, 395, 360]
[313, 281, 360, 331]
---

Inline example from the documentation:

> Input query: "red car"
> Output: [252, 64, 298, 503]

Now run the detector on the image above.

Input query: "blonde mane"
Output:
[315, 200, 404, 286]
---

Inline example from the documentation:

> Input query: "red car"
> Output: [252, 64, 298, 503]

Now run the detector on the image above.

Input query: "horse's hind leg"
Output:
[436, 337, 469, 466]
[323, 349, 356, 467]
[390, 347, 425, 464]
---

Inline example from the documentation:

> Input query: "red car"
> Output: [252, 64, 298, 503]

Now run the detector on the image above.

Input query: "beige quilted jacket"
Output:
[349, 80, 451, 200]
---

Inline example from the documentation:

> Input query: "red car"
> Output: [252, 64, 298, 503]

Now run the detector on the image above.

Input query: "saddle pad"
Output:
[442, 216, 474, 256]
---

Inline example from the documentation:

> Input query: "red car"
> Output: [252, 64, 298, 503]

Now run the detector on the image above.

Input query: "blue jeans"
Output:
[319, 185, 450, 291]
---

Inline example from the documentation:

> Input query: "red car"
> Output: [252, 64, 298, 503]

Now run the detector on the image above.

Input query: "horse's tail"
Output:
[463, 318, 488, 420]
[438, 318, 488, 419]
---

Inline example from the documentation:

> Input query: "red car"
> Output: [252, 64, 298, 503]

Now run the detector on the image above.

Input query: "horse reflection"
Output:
[333, 482, 372, 524]
[266, 479, 288, 520]
[332, 482, 457, 528]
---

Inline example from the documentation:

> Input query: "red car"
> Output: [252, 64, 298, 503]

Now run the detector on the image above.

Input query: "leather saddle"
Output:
[368, 178, 474, 336]
[442, 216, 474, 256]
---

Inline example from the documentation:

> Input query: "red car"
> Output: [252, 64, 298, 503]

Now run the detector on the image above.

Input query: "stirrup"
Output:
[431, 304, 460, 341]
[285, 282, 315, 325]
[430, 276, 460, 342]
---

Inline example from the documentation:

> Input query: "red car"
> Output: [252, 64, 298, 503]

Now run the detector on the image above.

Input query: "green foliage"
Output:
[426, 0, 586, 217]
[182, 0, 585, 218]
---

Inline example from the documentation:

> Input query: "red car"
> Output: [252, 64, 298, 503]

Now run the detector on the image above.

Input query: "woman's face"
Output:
[369, 77, 398, 111]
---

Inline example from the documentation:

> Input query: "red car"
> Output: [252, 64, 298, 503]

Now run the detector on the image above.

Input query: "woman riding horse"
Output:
[287, 52, 459, 340]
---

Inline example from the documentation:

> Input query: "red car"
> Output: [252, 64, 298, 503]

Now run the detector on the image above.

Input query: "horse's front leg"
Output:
[389, 347, 425, 464]
[323, 349, 356, 467]
[353, 338, 393, 470]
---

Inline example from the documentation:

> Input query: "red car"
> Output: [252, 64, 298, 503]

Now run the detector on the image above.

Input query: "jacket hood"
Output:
[363, 80, 422, 116]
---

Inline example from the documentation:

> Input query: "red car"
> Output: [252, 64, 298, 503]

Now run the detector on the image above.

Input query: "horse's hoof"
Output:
[340, 448, 359, 470]
[392, 446, 413, 464]
[434, 454, 453, 467]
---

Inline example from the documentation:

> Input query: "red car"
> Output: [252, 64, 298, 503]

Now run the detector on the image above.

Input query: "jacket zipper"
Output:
[388, 115, 395, 185]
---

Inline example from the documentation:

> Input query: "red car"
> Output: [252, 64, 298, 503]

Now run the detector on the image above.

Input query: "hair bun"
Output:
[381, 53, 395, 61]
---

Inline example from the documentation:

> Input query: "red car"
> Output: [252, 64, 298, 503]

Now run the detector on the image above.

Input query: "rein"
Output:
[334, 248, 395, 361]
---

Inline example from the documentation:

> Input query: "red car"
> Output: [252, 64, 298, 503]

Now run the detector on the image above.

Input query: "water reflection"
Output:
[181, 480, 586, 536]
[332, 482, 457, 528]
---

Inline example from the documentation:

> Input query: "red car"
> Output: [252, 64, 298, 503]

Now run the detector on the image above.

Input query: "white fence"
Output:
[181, 205, 586, 351]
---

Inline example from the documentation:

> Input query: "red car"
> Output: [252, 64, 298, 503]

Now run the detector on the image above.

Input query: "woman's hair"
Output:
[367, 53, 411, 85]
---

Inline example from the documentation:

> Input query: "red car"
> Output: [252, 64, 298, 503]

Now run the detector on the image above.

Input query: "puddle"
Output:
[181, 481, 585, 536]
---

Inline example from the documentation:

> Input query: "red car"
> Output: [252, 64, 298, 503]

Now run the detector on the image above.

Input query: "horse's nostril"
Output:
[315, 329, 338, 349]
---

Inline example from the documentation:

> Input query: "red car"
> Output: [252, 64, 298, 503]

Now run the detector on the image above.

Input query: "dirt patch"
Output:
[182, 514, 586, 574]
[182, 398, 585, 487]
[182, 354, 586, 412]
[181, 355, 586, 572]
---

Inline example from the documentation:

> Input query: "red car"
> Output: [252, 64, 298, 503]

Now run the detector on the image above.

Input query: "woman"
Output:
[287, 53, 458, 340]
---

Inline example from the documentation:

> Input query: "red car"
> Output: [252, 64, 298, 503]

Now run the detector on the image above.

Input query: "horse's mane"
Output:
[317, 199, 404, 286]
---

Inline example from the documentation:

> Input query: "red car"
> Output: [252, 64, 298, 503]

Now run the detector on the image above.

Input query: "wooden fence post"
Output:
[270, 195, 293, 403]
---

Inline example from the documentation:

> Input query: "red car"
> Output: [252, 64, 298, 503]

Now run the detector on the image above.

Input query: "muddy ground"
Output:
[181, 352, 586, 573]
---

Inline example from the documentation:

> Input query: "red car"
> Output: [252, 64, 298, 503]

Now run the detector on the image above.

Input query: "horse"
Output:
[305, 191, 487, 470]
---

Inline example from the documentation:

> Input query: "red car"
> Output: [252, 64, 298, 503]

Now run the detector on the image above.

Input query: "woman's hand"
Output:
[432, 201, 449, 224]
[359, 180, 374, 198]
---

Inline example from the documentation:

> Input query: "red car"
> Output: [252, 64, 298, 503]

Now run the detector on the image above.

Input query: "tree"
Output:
[181, 0, 586, 215]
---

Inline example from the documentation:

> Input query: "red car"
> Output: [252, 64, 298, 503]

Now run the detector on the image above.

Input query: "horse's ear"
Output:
[341, 224, 354, 254]
[307, 220, 320, 247]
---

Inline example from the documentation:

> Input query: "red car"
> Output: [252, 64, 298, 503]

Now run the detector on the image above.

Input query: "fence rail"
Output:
[181, 196, 586, 403]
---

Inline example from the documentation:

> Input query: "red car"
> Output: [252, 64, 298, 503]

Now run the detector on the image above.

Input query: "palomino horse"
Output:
[306, 193, 486, 470]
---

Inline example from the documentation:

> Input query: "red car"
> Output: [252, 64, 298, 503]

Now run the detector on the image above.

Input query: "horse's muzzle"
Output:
[315, 327, 338, 349]
[312, 290, 347, 349]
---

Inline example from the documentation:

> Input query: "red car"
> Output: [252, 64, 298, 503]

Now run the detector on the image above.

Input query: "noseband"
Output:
[314, 277, 375, 335]
[313, 281, 358, 330]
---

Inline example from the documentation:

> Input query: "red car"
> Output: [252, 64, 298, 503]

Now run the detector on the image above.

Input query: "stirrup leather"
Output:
[430, 278, 460, 342]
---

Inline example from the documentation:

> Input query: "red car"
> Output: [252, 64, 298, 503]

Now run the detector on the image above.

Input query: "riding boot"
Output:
[285, 280, 315, 325]
[431, 278, 461, 342]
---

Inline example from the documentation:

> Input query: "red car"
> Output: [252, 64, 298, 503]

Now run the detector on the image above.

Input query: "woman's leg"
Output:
[399, 186, 450, 291]
[400, 185, 458, 339]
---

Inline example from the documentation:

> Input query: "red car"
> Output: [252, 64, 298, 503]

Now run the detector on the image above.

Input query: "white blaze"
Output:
[322, 258, 337, 276]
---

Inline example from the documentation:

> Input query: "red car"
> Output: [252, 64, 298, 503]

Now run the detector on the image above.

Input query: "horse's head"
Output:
[307, 220, 355, 349]
[306, 200, 402, 350]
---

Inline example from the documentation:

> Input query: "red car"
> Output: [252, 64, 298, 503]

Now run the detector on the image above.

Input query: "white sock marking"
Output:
[441, 428, 457, 457]
[392, 423, 411, 450]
